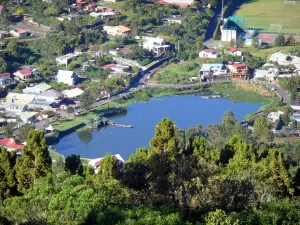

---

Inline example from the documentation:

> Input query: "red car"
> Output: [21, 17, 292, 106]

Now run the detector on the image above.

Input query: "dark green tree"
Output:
[65, 154, 83, 176]
[15, 130, 52, 193]
[253, 116, 273, 143]
[79, 89, 96, 111]
[275, 33, 285, 46]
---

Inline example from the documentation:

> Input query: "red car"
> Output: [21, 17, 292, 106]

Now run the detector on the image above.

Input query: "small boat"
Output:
[201, 96, 210, 99]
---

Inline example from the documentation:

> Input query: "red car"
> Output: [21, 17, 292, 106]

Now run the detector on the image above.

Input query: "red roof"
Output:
[0, 72, 10, 77]
[119, 48, 133, 55]
[17, 69, 32, 77]
[0, 138, 24, 150]
[94, 155, 123, 168]
[17, 28, 27, 34]
[0, 5, 4, 10]
[156, 0, 189, 7]
[102, 63, 116, 69]
[88, 3, 97, 8]
[228, 46, 240, 53]
[231, 63, 247, 69]
[204, 49, 216, 53]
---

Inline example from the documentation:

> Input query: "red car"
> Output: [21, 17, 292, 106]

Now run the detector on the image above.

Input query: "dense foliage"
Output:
[1, 114, 300, 224]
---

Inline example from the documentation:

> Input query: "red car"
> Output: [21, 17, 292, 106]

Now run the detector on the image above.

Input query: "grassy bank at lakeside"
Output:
[45, 102, 126, 145]
[208, 82, 278, 104]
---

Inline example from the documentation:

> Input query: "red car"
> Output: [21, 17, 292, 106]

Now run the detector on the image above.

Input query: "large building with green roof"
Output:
[221, 16, 246, 42]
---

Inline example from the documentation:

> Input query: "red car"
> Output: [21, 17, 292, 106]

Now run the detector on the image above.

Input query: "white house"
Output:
[269, 52, 300, 71]
[141, 36, 170, 57]
[88, 154, 125, 173]
[10, 28, 30, 38]
[56, 70, 78, 85]
[267, 111, 284, 122]
[163, 15, 185, 24]
[23, 83, 52, 94]
[227, 47, 243, 56]
[254, 69, 278, 81]
[62, 88, 84, 98]
[199, 49, 219, 58]
[13, 69, 33, 80]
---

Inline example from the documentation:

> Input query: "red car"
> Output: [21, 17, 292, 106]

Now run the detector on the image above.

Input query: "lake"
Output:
[55, 95, 263, 159]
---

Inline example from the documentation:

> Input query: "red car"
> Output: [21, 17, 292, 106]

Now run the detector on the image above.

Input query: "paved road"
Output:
[269, 81, 289, 103]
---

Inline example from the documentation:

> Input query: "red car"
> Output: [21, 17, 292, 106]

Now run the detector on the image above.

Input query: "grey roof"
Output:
[40, 89, 63, 98]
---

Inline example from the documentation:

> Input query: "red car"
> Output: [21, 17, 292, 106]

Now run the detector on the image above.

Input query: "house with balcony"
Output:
[13, 69, 33, 81]
[199, 49, 219, 58]
[141, 36, 170, 57]
[228, 63, 248, 79]
[0, 73, 14, 87]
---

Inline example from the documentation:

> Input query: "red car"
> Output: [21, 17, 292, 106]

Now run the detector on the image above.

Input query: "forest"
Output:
[0, 111, 300, 224]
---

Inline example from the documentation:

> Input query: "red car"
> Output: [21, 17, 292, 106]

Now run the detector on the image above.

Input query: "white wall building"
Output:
[199, 49, 219, 58]
[141, 36, 170, 57]
[56, 70, 78, 85]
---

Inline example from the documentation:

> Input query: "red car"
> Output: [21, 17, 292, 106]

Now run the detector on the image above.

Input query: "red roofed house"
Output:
[0, 138, 24, 152]
[0, 5, 6, 14]
[103, 25, 131, 36]
[228, 63, 248, 79]
[199, 49, 219, 58]
[102, 63, 116, 69]
[10, 28, 30, 38]
[13, 69, 33, 80]
[227, 46, 243, 57]
[156, 0, 193, 7]
[76, 0, 87, 8]
[88, 154, 124, 173]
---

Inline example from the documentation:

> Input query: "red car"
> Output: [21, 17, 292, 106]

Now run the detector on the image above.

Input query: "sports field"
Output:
[235, 0, 300, 34]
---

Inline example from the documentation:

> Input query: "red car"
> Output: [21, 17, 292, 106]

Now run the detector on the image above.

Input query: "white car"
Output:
[213, 70, 227, 76]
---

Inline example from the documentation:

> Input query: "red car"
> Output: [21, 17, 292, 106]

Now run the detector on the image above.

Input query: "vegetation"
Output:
[235, 0, 300, 33]
[1, 116, 300, 224]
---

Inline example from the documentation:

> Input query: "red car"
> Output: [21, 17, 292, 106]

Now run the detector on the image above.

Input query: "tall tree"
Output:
[275, 33, 285, 47]
[65, 154, 83, 176]
[97, 153, 117, 183]
[253, 116, 273, 143]
[79, 89, 96, 112]
[15, 130, 52, 193]
[0, 147, 17, 200]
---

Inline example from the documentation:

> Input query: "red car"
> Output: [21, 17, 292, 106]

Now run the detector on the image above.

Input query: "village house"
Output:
[103, 25, 131, 36]
[0, 138, 24, 152]
[6, 92, 35, 105]
[56, 14, 79, 22]
[156, 0, 193, 7]
[23, 83, 52, 94]
[163, 15, 185, 24]
[88, 154, 125, 173]
[141, 36, 170, 57]
[0, 5, 6, 14]
[227, 46, 243, 56]
[199, 63, 224, 78]
[96, 87, 110, 97]
[254, 69, 278, 81]
[10, 28, 30, 38]
[62, 88, 84, 99]
[90, 11, 118, 18]
[228, 63, 248, 79]
[3, 103, 27, 114]
[56, 70, 78, 85]
[0, 72, 14, 87]
[55, 52, 81, 65]
[13, 68, 33, 81]
[221, 16, 246, 42]
[267, 111, 284, 123]
[30, 89, 64, 110]
[199, 49, 219, 59]
[19, 111, 38, 123]
[269, 52, 300, 73]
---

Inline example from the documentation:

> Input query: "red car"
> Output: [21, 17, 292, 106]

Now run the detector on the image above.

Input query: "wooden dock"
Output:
[108, 122, 133, 128]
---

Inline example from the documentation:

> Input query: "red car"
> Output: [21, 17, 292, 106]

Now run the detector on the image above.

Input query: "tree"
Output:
[17, 124, 33, 142]
[15, 130, 52, 193]
[252, 37, 260, 49]
[205, 209, 240, 225]
[236, 36, 244, 48]
[253, 116, 273, 143]
[4, 123, 16, 138]
[43, 6, 59, 16]
[65, 154, 83, 175]
[286, 35, 296, 46]
[97, 153, 117, 183]
[275, 33, 285, 46]
[66, 106, 74, 114]
[0, 58, 7, 73]
[0, 148, 17, 200]
[79, 89, 96, 111]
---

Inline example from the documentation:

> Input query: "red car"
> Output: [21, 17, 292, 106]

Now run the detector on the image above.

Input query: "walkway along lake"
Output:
[55, 95, 263, 159]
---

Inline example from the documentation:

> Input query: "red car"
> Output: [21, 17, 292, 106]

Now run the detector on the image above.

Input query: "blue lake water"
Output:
[55, 95, 263, 159]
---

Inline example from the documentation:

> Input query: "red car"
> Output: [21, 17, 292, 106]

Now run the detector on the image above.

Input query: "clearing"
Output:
[235, 0, 300, 34]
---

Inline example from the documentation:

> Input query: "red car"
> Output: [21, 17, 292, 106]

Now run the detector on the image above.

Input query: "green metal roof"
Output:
[223, 16, 246, 32]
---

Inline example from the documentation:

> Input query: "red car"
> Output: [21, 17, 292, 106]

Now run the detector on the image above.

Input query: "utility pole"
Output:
[221, 0, 224, 20]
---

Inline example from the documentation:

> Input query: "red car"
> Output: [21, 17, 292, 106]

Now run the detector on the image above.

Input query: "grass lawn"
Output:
[55, 103, 122, 132]
[235, 0, 300, 34]
[49, 150, 64, 161]
[154, 59, 220, 84]
[208, 82, 276, 104]
[241, 45, 300, 59]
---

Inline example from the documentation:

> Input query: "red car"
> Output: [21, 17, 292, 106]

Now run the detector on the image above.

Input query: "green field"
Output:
[235, 0, 300, 34]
